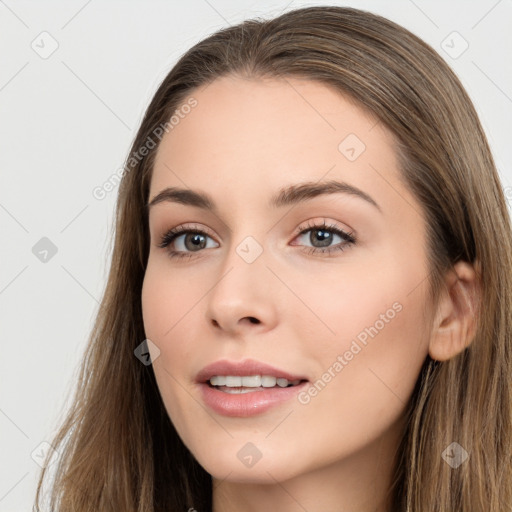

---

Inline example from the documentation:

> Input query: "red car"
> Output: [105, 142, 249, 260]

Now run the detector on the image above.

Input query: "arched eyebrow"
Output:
[146, 179, 381, 213]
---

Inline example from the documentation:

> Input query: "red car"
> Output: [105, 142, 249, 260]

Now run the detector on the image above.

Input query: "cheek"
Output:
[141, 261, 206, 428]
[296, 256, 430, 438]
[141, 258, 204, 340]
[311, 244, 431, 360]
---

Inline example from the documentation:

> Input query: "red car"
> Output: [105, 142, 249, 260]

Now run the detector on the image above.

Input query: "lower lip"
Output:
[198, 381, 309, 417]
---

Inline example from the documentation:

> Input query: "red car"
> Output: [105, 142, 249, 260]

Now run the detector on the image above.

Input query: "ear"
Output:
[428, 260, 481, 362]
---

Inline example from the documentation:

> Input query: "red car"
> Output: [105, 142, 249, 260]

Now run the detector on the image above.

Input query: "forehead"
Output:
[150, 75, 414, 217]
[155, 75, 389, 161]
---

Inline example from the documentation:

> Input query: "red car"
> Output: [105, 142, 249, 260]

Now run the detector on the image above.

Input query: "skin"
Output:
[141, 75, 479, 512]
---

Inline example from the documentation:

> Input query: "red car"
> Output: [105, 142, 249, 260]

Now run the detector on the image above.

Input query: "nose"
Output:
[204, 244, 278, 336]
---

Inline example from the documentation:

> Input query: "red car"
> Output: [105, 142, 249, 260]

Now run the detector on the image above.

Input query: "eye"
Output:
[157, 223, 219, 260]
[291, 219, 356, 256]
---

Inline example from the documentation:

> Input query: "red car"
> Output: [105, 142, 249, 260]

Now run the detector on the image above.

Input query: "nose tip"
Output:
[204, 247, 278, 335]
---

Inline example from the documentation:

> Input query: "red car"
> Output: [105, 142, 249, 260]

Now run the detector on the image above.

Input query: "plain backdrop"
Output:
[1, 0, 511, 510]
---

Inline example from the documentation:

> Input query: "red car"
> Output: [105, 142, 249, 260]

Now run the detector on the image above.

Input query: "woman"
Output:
[34, 6, 512, 511]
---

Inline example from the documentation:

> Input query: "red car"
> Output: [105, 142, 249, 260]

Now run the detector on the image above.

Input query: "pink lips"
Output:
[195, 358, 309, 417]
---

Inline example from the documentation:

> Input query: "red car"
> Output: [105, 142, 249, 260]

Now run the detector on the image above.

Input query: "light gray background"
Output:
[1, 1, 511, 510]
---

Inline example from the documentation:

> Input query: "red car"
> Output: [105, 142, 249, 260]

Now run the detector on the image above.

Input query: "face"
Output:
[141, 76, 432, 484]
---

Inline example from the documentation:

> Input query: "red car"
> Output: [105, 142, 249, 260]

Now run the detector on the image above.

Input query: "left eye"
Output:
[158, 221, 356, 259]
[291, 221, 356, 255]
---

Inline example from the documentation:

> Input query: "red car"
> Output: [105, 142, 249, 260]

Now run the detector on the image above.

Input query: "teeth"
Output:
[225, 376, 242, 387]
[209, 375, 301, 387]
[261, 375, 277, 387]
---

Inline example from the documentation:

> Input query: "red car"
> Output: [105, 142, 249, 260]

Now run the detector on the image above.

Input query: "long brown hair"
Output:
[34, 6, 512, 511]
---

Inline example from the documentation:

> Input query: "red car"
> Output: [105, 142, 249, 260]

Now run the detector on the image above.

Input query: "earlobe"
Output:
[428, 260, 481, 362]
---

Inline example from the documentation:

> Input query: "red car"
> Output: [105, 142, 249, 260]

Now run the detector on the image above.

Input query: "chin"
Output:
[194, 447, 306, 484]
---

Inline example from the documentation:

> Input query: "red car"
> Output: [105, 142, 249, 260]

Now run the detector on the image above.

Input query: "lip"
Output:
[195, 358, 308, 383]
[198, 380, 310, 417]
[195, 358, 310, 417]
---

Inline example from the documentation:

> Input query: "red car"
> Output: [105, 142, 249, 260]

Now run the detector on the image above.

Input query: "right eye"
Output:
[158, 224, 219, 259]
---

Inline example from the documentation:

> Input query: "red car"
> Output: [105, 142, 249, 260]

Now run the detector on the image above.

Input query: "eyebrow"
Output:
[146, 179, 381, 213]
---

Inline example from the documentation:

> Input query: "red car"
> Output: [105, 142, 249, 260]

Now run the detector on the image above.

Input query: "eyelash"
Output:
[157, 220, 356, 260]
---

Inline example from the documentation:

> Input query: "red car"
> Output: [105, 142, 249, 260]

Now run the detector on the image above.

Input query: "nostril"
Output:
[247, 317, 260, 324]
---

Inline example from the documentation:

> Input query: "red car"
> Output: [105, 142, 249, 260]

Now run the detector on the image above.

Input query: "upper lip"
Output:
[195, 358, 309, 383]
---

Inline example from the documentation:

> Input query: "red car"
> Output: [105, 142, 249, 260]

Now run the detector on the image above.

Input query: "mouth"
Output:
[195, 359, 310, 416]
[196, 358, 309, 387]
